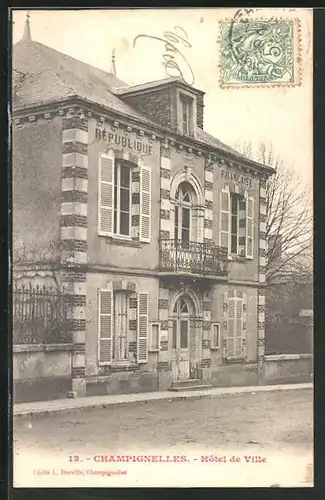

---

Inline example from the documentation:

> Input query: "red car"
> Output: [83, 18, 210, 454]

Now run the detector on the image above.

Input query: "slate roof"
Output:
[12, 36, 272, 171]
[12, 38, 159, 126]
[195, 128, 251, 162]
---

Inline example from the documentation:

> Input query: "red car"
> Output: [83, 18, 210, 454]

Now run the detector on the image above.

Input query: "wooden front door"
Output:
[171, 297, 190, 381]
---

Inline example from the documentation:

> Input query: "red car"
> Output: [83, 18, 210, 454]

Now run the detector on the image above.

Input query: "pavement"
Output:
[13, 382, 313, 418]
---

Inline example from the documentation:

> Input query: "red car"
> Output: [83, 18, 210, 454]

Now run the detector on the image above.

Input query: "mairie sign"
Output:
[95, 128, 153, 155]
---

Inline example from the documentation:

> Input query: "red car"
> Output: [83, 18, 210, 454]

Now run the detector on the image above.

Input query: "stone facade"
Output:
[13, 34, 275, 399]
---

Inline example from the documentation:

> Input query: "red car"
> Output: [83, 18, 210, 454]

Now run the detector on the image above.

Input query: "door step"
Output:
[169, 384, 212, 392]
[171, 378, 202, 388]
[169, 379, 212, 391]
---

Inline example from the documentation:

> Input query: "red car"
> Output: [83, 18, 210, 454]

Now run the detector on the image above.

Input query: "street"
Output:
[13, 388, 313, 487]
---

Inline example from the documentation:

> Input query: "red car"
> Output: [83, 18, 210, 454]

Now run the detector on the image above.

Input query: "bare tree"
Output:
[13, 239, 62, 290]
[236, 140, 313, 284]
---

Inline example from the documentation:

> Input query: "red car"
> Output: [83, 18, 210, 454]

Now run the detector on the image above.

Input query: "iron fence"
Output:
[13, 283, 72, 344]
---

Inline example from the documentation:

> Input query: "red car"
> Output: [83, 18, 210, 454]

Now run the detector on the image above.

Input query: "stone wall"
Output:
[123, 89, 174, 130]
[263, 354, 313, 385]
[13, 115, 62, 264]
[13, 344, 73, 403]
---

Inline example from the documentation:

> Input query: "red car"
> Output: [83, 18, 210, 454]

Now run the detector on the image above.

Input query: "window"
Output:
[230, 194, 239, 254]
[211, 322, 220, 349]
[226, 296, 244, 359]
[150, 323, 160, 351]
[112, 291, 129, 361]
[219, 188, 254, 259]
[174, 182, 192, 245]
[180, 96, 192, 136]
[98, 152, 151, 243]
[173, 297, 189, 314]
[114, 161, 131, 237]
[98, 289, 149, 366]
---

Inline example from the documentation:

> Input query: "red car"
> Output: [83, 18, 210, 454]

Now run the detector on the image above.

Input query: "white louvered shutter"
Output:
[235, 298, 244, 357]
[98, 289, 113, 365]
[139, 166, 151, 242]
[220, 188, 230, 251]
[98, 151, 115, 236]
[246, 196, 254, 259]
[238, 198, 246, 257]
[137, 292, 149, 363]
[227, 297, 236, 357]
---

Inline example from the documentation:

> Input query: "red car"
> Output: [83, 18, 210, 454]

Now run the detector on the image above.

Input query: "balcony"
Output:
[159, 239, 229, 279]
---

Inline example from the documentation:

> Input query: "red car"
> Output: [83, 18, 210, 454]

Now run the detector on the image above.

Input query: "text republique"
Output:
[95, 128, 153, 155]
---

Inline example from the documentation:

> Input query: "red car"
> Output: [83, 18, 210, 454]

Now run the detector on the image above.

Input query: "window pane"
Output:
[231, 235, 237, 253]
[182, 208, 190, 229]
[221, 212, 229, 232]
[114, 184, 118, 209]
[120, 165, 130, 188]
[151, 324, 159, 350]
[174, 206, 179, 240]
[182, 184, 191, 202]
[114, 164, 119, 187]
[180, 320, 188, 348]
[182, 228, 190, 245]
[114, 209, 117, 233]
[231, 196, 238, 215]
[120, 187, 130, 211]
[181, 98, 191, 135]
[172, 320, 177, 348]
[212, 324, 220, 348]
[120, 212, 130, 236]
[222, 192, 229, 211]
[239, 199, 246, 211]
[231, 215, 237, 234]
[221, 233, 228, 249]
[180, 298, 188, 313]
[182, 101, 188, 122]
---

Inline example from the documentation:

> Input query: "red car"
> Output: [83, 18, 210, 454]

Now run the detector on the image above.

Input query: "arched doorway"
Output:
[171, 294, 195, 380]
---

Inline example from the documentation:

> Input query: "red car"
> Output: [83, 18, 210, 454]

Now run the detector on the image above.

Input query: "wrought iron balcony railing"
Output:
[159, 239, 229, 277]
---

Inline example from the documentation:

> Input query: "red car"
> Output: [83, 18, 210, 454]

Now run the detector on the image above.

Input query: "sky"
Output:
[12, 8, 313, 187]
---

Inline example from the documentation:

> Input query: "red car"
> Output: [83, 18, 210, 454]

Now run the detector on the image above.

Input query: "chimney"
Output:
[22, 11, 32, 41]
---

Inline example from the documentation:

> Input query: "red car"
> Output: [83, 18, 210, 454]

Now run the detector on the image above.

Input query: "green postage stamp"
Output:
[219, 19, 301, 87]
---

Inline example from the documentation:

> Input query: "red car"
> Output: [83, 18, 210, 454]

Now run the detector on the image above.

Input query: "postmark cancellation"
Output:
[219, 18, 302, 88]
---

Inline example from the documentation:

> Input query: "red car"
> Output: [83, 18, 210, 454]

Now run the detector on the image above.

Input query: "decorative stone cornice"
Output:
[12, 97, 273, 177]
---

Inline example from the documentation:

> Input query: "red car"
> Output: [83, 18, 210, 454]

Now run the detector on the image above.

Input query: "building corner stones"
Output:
[60, 107, 89, 397]
[257, 178, 267, 384]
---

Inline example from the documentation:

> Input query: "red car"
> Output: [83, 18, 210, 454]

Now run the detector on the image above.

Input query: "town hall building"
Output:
[12, 17, 274, 399]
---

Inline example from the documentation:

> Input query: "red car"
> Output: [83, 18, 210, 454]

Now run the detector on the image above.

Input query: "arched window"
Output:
[174, 182, 193, 245]
[173, 296, 189, 314]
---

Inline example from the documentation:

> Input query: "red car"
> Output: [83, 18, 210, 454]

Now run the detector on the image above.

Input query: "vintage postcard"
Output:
[11, 8, 313, 488]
